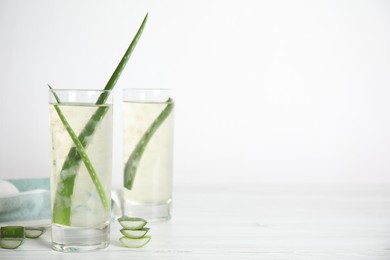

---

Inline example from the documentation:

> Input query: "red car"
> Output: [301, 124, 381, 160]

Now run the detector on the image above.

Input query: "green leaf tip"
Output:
[101, 12, 149, 102]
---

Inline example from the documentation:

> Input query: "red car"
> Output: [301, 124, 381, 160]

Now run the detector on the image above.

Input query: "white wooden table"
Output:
[1, 184, 390, 260]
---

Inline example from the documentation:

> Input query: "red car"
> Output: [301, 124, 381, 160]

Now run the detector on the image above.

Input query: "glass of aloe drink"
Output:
[49, 89, 113, 252]
[122, 88, 174, 221]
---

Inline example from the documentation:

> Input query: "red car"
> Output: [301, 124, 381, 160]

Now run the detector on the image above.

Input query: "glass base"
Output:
[123, 200, 172, 222]
[51, 223, 110, 252]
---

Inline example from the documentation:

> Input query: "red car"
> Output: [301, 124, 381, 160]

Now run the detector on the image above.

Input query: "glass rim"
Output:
[122, 88, 173, 103]
[49, 88, 113, 93]
[48, 88, 113, 104]
[122, 88, 172, 92]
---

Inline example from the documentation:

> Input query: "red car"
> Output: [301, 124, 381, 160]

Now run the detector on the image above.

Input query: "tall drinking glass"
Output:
[49, 89, 113, 252]
[122, 88, 174, 221]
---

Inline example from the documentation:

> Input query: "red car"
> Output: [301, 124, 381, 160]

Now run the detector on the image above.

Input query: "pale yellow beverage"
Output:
[49, 101, 113, 252]
[123, 99, 174, 221]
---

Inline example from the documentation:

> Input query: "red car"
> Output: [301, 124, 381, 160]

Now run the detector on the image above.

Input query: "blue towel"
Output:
[0, 178, 50, 224]
[0, 178, 122, 225]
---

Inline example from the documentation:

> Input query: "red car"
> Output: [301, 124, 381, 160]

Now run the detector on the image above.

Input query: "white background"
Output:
[0, 0, 390, 188]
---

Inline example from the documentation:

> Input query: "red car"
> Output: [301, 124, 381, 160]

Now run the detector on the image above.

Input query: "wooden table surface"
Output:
[1, 184, 390, 260]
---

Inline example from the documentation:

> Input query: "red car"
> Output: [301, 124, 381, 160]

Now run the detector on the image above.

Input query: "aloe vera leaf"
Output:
[0, 226, 24, 249]
[1, 226, 25, 239]
[124, 98, 174, 190]
[0, 226, 25, 249]
[51, 98, 110, 212]
[49, 86, 111, 224]
[119, 236, 151, 248]
[51, 13, 148, 226]
[100, 13, 149, 96]
[51, 104, 110, 225]
[24, 227, 46, 239]
[120, 228, 149, 238]
[0, 239, 24, 249]
[118, 217, 147, 229]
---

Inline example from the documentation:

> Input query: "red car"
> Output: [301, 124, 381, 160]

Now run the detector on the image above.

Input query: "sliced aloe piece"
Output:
[0, 239, 24, 249]
[120, 228, 149, 238]
[0, 226, 25, 249]
[118, 217, 147, 230]
[1, 226, 25, 239]
[25, 227, 46, 239]
[119, 236, 151, 248]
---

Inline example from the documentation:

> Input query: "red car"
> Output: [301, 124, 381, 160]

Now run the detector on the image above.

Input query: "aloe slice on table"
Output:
[120, 228, 149, 238]
[24, 227, 46, 239]
[118, 217, 147, 230]
[0, 226, 25, 249]
[0, 239, 24, 249]
[119, 236, 151, 248]
[1, 226, 25, 239]
[51, 13, 148, 226]
[124, 98, 174, 189]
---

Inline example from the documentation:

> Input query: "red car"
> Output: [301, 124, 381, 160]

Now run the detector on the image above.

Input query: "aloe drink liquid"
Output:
[49, 90, 113, 252]
[122, 89, 174, 221]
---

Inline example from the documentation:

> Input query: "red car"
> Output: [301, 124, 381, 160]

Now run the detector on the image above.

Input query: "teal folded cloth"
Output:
[0, 178, 122, 225]
[0, 178, 50, 224]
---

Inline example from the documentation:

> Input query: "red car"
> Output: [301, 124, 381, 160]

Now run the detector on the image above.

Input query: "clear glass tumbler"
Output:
[49, 89, 113, 252]
[122, 88, 174, 221]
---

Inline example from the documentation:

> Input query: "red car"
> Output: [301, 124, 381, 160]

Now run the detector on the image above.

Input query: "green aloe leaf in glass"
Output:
[51, 13, 148, 226]
[124, 98, 174, 190]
